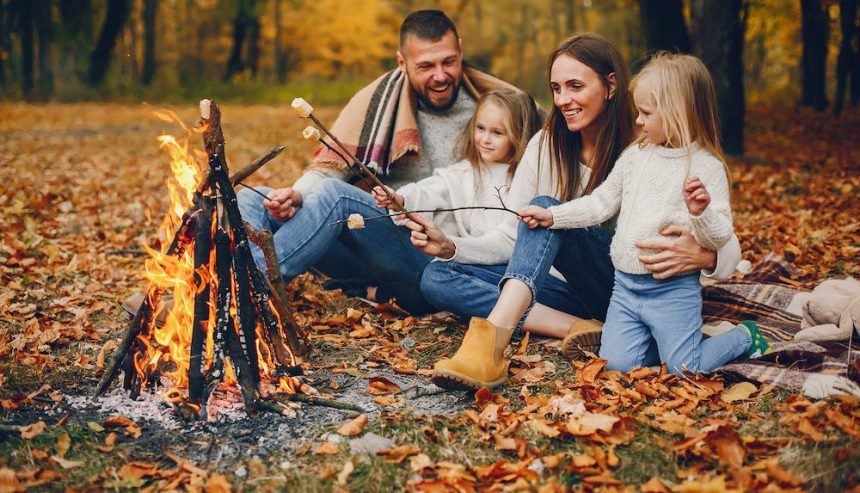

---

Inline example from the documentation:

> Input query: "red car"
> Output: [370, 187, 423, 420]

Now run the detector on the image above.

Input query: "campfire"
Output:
[94, 100, 314, 419]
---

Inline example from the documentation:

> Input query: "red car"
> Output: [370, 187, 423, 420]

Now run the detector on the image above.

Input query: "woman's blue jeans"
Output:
[421, 196, 614, 334]
[599, 270, 751, 375]
[237, 178, 431, 287]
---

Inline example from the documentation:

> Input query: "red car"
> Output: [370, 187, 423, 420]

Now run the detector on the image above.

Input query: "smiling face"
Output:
[473, 100, 514, 164]
[397, 31, 464, 111]
[549, 54, 616, 134]
[633, 81, 668, 145]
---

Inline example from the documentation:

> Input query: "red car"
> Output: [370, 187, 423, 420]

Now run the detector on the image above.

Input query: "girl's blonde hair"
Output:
[632, 52, 730, 181]
[457, 89, 543, 182]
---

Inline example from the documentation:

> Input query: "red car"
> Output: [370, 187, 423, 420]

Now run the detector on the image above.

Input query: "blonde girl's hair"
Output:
[632, 52, 730, 182]
[457, 88, 543, 183]
[540, 34, 635, 201]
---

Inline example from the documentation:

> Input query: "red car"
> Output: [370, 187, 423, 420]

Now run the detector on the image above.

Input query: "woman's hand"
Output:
[371, 185, 404, 210]
[519, 205, 554, 228]
[636, 225, 717, 279]
[403, 213, 457, 259]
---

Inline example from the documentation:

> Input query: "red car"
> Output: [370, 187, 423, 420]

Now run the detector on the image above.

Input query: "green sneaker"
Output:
[738, 320, 771, 358]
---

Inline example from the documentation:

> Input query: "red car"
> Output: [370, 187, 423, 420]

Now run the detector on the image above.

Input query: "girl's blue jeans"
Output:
[599, 270, 751, 375]
[237, 178, 431, 286]
[421, 196, 615, 335]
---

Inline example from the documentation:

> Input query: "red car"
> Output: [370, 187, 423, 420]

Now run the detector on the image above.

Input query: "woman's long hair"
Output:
[540, 34, 634, 200]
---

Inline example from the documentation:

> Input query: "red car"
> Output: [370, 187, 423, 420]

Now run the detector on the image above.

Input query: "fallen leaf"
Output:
[337, 414, 368, 436]
[315, 442, 339, 455]
[55, 433, 70, 458]
[205, 473, 232, 493]
[86, 421, 104, 432]
[367, 377, 401, 395]
[51, 456, 84, 469]
[0, 468, 25, 493]
[721, 382, 757, 403]
[641, 476, 670, 493]
[579, 358, 607, 383]
[337, 458, 354, 486]
[378, 444, 420, 463]
[764, 458, 805, 486]
[19, 421, 46, 440]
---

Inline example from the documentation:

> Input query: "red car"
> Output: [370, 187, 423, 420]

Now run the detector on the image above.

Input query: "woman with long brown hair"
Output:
[405, 34, 741, 390]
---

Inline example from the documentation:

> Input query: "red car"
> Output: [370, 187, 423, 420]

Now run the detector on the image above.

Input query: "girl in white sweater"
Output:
[520, 53, 770, 374]
[372, 89, 542, 261]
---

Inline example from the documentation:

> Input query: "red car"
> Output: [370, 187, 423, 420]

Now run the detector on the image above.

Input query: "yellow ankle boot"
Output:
[432, 317, 513, 390]
[560, 319, 603, 360]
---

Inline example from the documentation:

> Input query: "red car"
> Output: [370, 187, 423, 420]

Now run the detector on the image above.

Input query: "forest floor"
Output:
[0, 101, 858, 492]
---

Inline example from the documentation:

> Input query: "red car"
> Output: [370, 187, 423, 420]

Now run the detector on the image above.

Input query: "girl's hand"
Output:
[684, 176, 710, 216]
[264, 187, 303, 221]
[519, 205, 554, 228]
[371, 186, 403, 210]
[403, 214, 456, 259]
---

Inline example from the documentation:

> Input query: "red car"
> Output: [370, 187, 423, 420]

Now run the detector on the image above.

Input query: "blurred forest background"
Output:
[0, 0, 858, 153]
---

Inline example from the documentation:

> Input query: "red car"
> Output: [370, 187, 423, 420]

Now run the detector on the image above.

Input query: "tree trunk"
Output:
[58, 0, 92, 79]
[566, 0, 576, 34]
[638, 0, 691, 53]
[224, 0, 259, 81]
[834, 0, 857, 115]
[15, 0, 35, 99]
[34, 0, 53, 98]
[88, 0, 131, 86]
[274, 0, 285, 83]
[691, 0, 746, 155]
[800, 0, 830, 110]
[246, 17, 260, 77]
[141, 0, 157, 85]
[0, 0, 7, 86]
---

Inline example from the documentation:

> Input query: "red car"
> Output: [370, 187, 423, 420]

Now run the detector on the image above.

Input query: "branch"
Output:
[329, 205, 521, 226]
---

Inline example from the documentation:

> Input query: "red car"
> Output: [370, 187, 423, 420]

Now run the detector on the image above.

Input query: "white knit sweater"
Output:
[395, 159, 514, 261]
[547, 142, 734, 274]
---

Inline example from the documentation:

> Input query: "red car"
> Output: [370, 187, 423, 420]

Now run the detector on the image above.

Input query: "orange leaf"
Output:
[205, 473, 232, 493]
[19, 421, 46, 440]
[55, 433, 70, 458]
[336, 413, 368, 436]
[641, 476, 670, 493]
[315, 442, 339, 455]
[579, 358, 607, 383]
[0, 468, 25, 493]
[378, 444, 420, 463]
[366, 377, 401, 395]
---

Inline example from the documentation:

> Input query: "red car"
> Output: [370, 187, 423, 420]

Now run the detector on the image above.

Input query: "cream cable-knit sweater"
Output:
[548, 142, 734, 275]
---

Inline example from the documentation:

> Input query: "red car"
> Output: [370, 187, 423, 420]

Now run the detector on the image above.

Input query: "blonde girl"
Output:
[520, 52, 770, 374]
[373, 89, 542, 260]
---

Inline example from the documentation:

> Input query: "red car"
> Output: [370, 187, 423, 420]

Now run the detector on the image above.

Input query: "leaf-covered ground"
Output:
[0, 102, 858, 492]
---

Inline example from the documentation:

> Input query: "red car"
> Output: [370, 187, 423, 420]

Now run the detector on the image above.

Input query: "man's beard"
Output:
[419, 83, 461, 112]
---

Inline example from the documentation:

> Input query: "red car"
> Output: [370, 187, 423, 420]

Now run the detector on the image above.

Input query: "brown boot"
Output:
[560, 319, 603, 361]
[431, 317, 513, 391]
[121, 292, 172, 327]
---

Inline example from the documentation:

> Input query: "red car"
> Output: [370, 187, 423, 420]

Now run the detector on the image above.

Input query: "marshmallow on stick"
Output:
[292, 98, 314, 118]
[346, 214, 365, 230]
[302, 126, 321, 141]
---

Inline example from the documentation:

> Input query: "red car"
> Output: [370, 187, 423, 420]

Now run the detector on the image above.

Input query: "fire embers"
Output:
[95, 100, 307, 419]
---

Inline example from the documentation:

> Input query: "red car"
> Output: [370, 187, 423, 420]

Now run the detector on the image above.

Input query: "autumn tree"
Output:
[834, 0, 858, 115]
[638, 0, 691, 53]
[88, 0, 131, 86]
[800, 0, 830, 110]
[691, 0, 747, 155]
[34, 0, 53, 98]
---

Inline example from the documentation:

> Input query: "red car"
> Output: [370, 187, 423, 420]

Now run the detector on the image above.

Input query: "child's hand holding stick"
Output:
[519, 205, 554, 229]
[684, 176, 710, 216]
[372, 186, 405, 211]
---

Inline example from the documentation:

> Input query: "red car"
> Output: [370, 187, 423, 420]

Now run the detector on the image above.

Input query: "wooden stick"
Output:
[188, 196, 214, 405]
[272, 393, 367, 413]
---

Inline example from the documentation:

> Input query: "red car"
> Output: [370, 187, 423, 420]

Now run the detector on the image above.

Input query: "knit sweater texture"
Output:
[547, 142, 734, 274]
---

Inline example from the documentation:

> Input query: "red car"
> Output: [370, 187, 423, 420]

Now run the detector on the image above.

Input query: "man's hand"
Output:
[371, 185, 404, 210]
[683, 176, 710, 216]
[636, 225, 717, 279]
[519, 205, 554, 229]
[403, 213, 457, 259]
[264, 188, 303, 221]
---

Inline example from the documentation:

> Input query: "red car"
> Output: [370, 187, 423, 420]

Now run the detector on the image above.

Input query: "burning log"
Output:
[188, 195, 214, 406]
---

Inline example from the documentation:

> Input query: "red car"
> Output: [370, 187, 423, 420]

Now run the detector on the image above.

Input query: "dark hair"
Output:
[399, 10, 459, 47]
[540, 33, 634, 201]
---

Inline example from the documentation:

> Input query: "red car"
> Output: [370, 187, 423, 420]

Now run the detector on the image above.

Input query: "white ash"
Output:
[66, 388, 181, 430]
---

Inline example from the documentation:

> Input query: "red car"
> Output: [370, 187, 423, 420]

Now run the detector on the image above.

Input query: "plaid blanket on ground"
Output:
[702, 253, 860, 399]
[309, 65, 520, 177]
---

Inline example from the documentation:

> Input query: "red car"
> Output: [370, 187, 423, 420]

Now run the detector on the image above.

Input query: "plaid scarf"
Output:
[309, 65, 520, 177]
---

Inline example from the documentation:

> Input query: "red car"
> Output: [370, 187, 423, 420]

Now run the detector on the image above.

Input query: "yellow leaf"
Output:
[721, 382, 757, 403]
[87, 421, 104, 432]
[205, 473, 232, 493]
[51, 455, 84, 469]
[337, 459, 354, 486]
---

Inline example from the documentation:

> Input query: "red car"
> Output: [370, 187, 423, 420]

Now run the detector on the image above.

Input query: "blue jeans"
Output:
[237, 178, 431, 287]
[599, 270, 751, 374]
[421, 196, 614, 334]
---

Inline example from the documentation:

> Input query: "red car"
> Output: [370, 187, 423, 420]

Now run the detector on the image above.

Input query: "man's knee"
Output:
[529, 195, 560, 208]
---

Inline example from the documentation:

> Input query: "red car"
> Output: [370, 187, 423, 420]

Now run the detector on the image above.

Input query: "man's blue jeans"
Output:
[237, 178, 431, 287]
[421, 196, 614, 334]
[599, 270, 751, 375]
